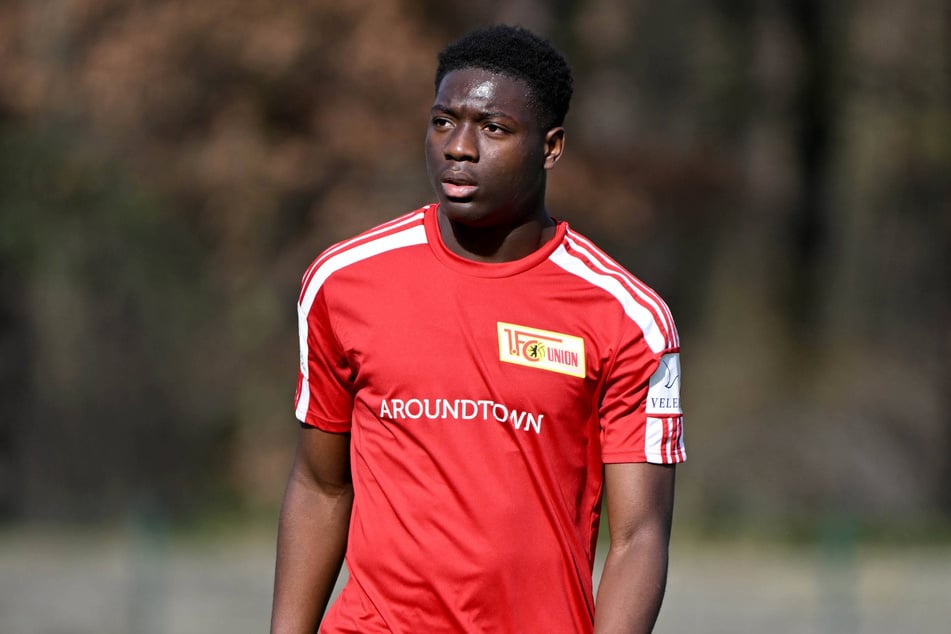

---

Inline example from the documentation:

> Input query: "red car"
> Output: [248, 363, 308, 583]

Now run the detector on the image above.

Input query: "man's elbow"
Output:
[609, 520, 671, 556]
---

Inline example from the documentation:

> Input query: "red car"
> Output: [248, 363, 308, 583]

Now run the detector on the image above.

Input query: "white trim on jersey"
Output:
[645, 416, 686, 463]
[548, 242, 670, 354]
[296, 223, 428, 421]
[569, 231, 679, 348]
[299, 210, 427, 299]
[561, 231, 678, 350]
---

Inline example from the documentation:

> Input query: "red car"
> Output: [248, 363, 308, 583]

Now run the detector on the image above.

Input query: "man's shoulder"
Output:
[318, 205, 430, 262]
[555, 226, 662, 297]
[554, 226, 679, 354]
[299, 205, 431, 293]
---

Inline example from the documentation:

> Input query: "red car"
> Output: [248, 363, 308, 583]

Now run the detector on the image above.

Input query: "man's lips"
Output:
[441, 172, 477, 199]
[442, 182, 478, 198]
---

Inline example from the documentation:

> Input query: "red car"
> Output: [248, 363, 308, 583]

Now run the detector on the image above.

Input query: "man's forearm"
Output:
[593, 530, 669, 634]
[270, 471, 353, 634]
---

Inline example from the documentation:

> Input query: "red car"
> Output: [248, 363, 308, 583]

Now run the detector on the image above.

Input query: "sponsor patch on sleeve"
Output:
[646, 352, 682, 415]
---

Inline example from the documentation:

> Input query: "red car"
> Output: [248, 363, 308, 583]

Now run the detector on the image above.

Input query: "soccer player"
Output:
[271, 24, 685, 634]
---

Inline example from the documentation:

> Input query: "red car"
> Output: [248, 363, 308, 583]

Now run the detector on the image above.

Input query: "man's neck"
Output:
[437, 209, 557, 263]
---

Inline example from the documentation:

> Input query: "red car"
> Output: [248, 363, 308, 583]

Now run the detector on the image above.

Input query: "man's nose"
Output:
[445, 124, 478, 162]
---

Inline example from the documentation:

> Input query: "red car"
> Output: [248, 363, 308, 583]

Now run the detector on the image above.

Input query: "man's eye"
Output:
[432, 118, 452, 128]
[484, 123, 505, 133]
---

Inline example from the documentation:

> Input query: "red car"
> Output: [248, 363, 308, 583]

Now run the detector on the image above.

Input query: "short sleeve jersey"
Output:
[295, 204, 685, 634]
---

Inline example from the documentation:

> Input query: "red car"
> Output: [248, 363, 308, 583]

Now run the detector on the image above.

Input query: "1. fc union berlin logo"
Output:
[523, 340, 546, 362]
[497, 322, 586, 378]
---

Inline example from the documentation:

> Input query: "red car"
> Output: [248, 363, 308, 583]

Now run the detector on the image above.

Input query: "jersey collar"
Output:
[424, 204, 568, 278]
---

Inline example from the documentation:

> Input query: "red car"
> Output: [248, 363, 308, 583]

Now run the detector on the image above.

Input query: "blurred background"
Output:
[1, 0, 949, 632]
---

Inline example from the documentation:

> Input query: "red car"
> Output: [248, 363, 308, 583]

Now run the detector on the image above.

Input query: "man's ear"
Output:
[543, 127, 565, 170]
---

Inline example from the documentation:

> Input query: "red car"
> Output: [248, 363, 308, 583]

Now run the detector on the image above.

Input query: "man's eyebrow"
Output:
[431, 104, 515, 121]
[478, 111, 515, 121]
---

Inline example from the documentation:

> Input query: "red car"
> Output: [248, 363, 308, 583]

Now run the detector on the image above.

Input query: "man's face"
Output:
[425, 67, 561, 228]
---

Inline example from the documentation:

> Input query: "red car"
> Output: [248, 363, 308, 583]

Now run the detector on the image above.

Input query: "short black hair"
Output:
[435, 25, 573, 130]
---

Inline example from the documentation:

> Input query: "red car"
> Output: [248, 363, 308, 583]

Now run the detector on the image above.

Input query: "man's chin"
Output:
[439, 199, 487, 225]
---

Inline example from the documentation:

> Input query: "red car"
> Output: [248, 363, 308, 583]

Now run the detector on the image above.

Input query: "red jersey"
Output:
[295, 204, 685, 633]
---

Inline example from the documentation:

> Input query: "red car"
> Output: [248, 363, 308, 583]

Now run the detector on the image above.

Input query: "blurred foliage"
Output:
[0, 122, 229, 519]
[0, 0, 949, 533]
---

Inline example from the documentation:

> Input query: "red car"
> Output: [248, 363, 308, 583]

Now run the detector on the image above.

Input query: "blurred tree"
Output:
[0, 123, 227, 518]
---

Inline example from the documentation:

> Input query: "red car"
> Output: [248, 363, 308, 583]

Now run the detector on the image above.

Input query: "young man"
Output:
[271, 25, 685, 634]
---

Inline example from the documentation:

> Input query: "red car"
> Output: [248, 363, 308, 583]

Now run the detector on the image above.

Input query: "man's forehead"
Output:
[469, 80, 495, 100]
[435, 68, 532, 106]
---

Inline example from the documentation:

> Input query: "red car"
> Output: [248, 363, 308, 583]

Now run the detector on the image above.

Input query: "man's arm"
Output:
[271, 425, 353, 634]
[594, 462, 676, 634]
